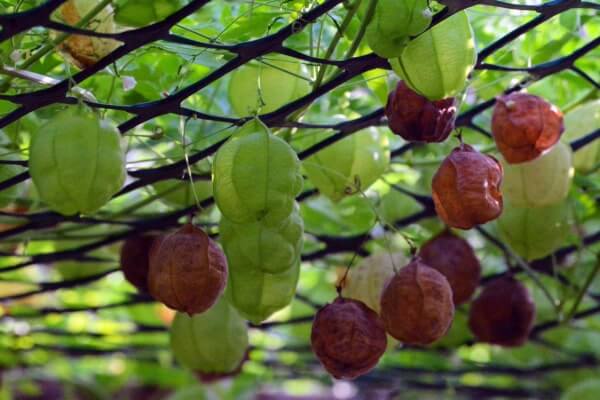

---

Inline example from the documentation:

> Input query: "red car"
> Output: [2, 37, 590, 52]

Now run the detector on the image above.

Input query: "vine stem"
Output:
[564, 255, 600, 323]
[312, 0, 363, 89]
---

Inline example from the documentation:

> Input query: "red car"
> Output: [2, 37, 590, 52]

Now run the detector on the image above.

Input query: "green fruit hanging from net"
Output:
[29, 107, 126, 215]
[213, 120, 303, 225]
[303, 128, 390, 202]
[170, 297, 249, 381]
[389, 11, 476, 100]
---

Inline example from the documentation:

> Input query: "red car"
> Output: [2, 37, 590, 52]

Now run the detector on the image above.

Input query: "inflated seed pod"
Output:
[365, 0, 431, 58]
[228, 55, 310, 117]
[148, 224, 227, 315]
[419, 230, 481, 306]
[29, 107, 126, 215]
[56, 0, 120, 69]
[501, 141, 573, 207]
[380, 258, 455, 345]
[213, 120, 303, 225]
[225, 247, 301, 324]
[389, 11, 476, 100]
[120, 234, 159, 293]
[303, 128, 390, 202]
[170, 298, 248, 379]
[219, 204, 303, 274]
[311, 297, 387, 380]
[497, 200, 570, 261]
[432, 144, 503, 229]
[468, 277, 535, 347]
[492, 92, 564, 164]
[341, 251, 407, 314]
[561, 100, 600, 172]
[385, 81, 457, 143]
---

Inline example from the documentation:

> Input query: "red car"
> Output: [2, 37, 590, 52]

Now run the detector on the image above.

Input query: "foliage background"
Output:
[0, 0, 598, 398]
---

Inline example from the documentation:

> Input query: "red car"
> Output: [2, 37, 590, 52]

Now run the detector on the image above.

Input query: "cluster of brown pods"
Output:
[119, 223, 228, 316]
[386, 82, 564, 230]
[312, 231, 536, 380]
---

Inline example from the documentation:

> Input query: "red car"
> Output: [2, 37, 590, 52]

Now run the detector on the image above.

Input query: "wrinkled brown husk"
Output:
[432, 144, 503, 229]
[419, 230, 481, 305]
[492, 92, 564, 164]
[311, 297, 387, 380]
[468, 276, 536, 347]
[148, 224, 227, 315]
[385, 81, 457, 143]
[380, 259, 455, 346]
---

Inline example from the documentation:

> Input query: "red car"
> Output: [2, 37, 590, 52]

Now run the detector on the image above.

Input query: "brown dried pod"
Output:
[57, 0, 119, 69]
[385, 81, 457, 142]
[468, 276, 536, 347]
[492, 92, 564, 164]
[419, 230, 481, 306]
[148, 223, 227, 315]
[432, 144, 503, 230]
[120, 234, 159, 293]
[311, 297, 387, 380]
[380, 259, 454, 346]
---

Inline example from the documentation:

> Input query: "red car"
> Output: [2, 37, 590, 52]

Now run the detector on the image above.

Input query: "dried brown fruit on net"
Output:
[311, 297, 387, 380]
[120, 234, 160, 293]
[432, 144, 504, 229]
[58, 0, 120, 69]
[148, 224, 228, 315]
[380, 259, 455, 346]
[419, 230, 481, 305]
[468, 276, 536, 347]
[385, 81, 457, 143]
[492, 92, 564, 164]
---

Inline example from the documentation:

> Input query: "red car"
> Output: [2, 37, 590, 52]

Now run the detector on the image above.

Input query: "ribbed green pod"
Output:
[389, 11, 476, 100]
[303, 128, 389, 202]
[170, 298, 248, 375]
[212, 120, 303, 225]
[220, 204, 303, 274]
[29, 107, 125, 215]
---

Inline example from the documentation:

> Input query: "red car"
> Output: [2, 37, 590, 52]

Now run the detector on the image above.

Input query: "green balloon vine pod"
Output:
[342, 251, 407, 314]
[226, 255, 301, 324]
[212, 120, 303, 225]
[228, 55, 311, 117]
[501, 141, 574, 208]
[303, 128, 390, 202]
[29, 107, 126, 215]
[114, 0, 184, 27]
[0, 164, 22, 208]
[365, 0, 431, 58]
[496, 200, 571, 261]
[170, 298, 249, 380]
[389, 11, 476, 100]
[561, 100, 600, 172]
[220, 204, 304, 274]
